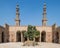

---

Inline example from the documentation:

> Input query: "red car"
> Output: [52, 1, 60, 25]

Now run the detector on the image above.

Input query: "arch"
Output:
[24, 37, 27, 41]
[35, 32, 40, 42]
[55, 32, 59, 43]
[2, 32, 4, 43]
[21, 31, 27, 42]
[35, 37, 40, 42]
[23, 32, 27, 42]
[16, 31, 21, 42]
[41, 31, 46, 42]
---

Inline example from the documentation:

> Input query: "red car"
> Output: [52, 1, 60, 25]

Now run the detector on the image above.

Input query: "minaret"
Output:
[15, 4, 20, 26]
[42, 2, 47, 26]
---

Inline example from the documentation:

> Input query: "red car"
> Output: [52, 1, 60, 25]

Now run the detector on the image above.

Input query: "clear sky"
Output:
[0, 0, 60, 26]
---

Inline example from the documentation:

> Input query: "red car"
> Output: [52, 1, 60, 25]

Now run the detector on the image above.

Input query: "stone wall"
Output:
[4, 24, 9, 42]
[9, 26, 27, 42]
[9, 26, 52, 43]
[0, 24, 9, 43]
[0, 25, 60, 43]
[0, 26, 5, 43]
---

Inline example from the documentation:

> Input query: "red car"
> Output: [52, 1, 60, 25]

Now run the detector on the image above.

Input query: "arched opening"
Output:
[2, 32, 4, 43]
[55, 32, 59, 43]
[35, 32, 40, 42]
[23, 32, 27, 42]
[41, 31, 46, 42]
[22, 31, 27, 42]
[35, 37, 40, 42]
[16, 31, 21, 42]
[24, 37, 27, 41]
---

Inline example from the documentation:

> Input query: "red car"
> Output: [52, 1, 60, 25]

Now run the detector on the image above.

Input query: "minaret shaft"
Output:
[15, 4, 20, 26]
[42, 2, 47, 26]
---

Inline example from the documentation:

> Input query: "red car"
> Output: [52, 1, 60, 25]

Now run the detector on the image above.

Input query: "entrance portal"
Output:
[55, 32, 59, 43]
[41, 31, 46, 42]
[16, 31, 21, 42]
[2, 32, 4, 43]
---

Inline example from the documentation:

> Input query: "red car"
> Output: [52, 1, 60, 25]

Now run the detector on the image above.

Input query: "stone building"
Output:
[0, 2, 60, 43]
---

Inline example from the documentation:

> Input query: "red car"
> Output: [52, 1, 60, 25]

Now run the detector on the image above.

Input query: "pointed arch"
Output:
[16, 31, 21, 42]
[22, 31, 27, 42]
[35, 31, 40, 42]
[35, 37, 40, 42]
[2, 32, 4, 43]
[55, 32, 59, 43]
[41, 31, 46, 42]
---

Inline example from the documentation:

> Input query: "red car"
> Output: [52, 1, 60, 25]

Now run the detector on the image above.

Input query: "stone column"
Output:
[21, 32, 23, 42]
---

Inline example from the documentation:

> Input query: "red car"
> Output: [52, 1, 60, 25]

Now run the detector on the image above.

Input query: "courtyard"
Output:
[0, 42, 60, 48]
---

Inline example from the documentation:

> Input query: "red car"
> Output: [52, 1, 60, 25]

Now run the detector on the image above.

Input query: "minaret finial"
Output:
[42, 1, 47, 26]
[15, 4, 20, 26]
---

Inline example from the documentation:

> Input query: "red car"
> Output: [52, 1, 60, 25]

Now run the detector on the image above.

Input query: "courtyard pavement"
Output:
[0, 42, 60, 48]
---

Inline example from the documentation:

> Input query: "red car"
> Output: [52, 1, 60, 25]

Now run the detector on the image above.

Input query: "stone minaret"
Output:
[15, 4, 20, 26]
[42, 2, 47, 26]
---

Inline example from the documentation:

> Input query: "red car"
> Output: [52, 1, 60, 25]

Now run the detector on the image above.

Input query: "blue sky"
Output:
[0, 0, 60, 26]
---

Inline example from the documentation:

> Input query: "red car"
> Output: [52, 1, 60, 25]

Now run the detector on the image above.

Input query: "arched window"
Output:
[16, 31, 21, 42]
[41, 31, 46, 42]
[2, 32, 4, 43]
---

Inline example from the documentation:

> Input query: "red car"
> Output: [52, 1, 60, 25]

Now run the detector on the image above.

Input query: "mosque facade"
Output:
[0, 2, 60, 43]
